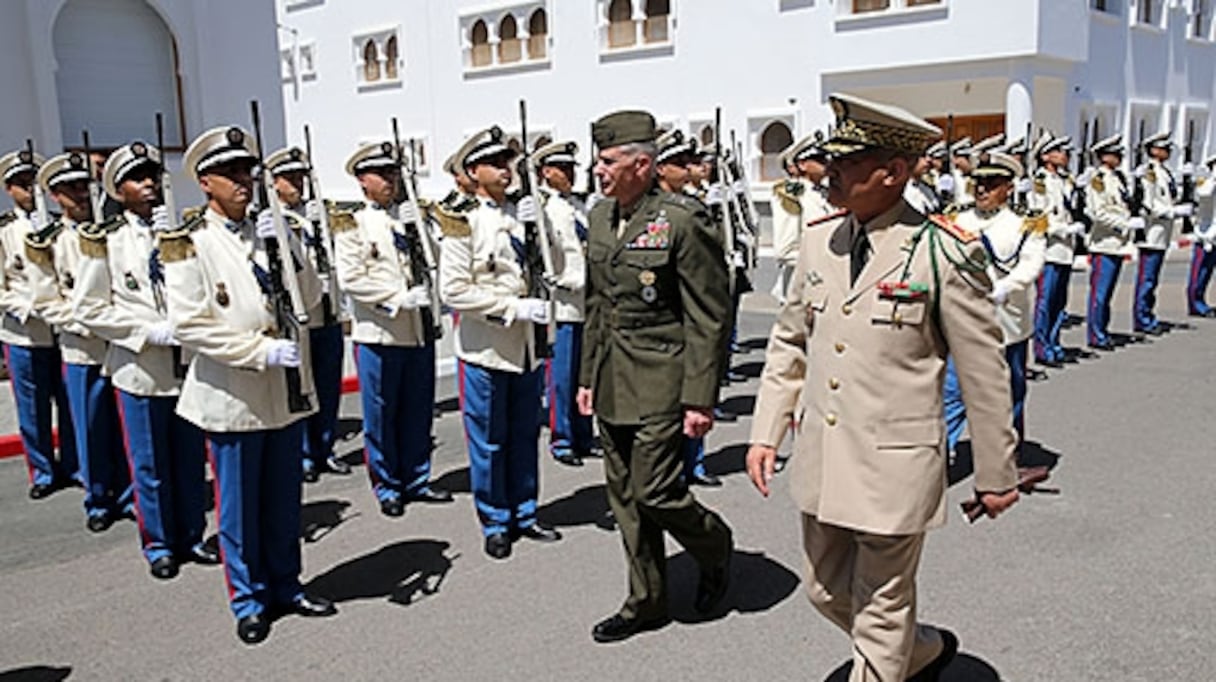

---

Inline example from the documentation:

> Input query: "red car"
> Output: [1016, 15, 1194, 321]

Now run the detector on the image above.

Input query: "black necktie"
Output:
[850, 228, 870, 286]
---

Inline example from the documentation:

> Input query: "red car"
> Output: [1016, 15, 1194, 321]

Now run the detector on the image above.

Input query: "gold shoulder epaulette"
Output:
[1022, 211, 1049, 235]
[0, 211, 16, 227]
[772, 181, 802, 216]
[1145, 167, 1157, 185]
[807, 209, 848, 229]
[23, 222, 63, 267]
[433, 203, 472, 239]
[928, 213, 978, 243]
[78, 218, 120, 258]
[329, 209, 357, 234]
[1091, 174, 1105, 193]
[157, 228, 196, 263]
[181, 205, 206, 223]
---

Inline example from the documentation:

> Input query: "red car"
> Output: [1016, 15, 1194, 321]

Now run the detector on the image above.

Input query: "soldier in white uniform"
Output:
[162, 126, 336, 645]
[1133, 131, 1193, 334]
[948, 137, 975, 209]
[535, 140, 599, 467]
[904, 147, 941, 216]
[264, 146, 352, 482]
[1084, 134, 1141, 350]
[438, 127, 561, 559]
[333, 141, 450, 518]
[943, 152, 1046, 455]
[74, 142, 216, 579]
[27, 152, 131, 530]
[0, 149, 79, 499]
[1028, 132, 1086, 366]
[771, 133, 834, 304]
[1186, 155, 1216, 315]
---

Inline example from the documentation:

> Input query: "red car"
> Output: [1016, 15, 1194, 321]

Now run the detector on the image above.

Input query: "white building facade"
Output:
[278, 0, 1216, 220]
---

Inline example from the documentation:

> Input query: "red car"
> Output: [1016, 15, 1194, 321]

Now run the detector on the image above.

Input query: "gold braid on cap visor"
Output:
[831, 118, 937, 156]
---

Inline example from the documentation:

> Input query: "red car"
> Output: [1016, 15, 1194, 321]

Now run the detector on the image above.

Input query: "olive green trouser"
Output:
[601, 417, 733, 621]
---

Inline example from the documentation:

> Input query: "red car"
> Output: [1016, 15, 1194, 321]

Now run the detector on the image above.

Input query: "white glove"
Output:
[1180, 162, 1195, 176]
[1067, 222, 1087, 236]
[1197, 165, 1212, 180]
[1133, 164, 1148, 179]
[304, 199, 322, 224]
[1076, 168, 1095, 186]
[704, 183, 727, 206]
[397, 200, 420, 225]
[255, 209, 278, 239]
[989, 280, 1011, 306]
[150, 205, 171, 233]
[731, 179, 746, 194]
[935, 174, 955, 194]
[515, 196, 538, 224]
[265, 339, 301, 368]
[398, 285, 431, 310]
[514, 298, 551, 324]
[145, 321, 176, 346]
[1015, 178, 1033, 194]
[1171, 203, 1195, 219]
[1126, 216, 1147, 231]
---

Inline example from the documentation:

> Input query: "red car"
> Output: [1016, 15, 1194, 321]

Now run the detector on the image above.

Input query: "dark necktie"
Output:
[850, 227, 870, 286]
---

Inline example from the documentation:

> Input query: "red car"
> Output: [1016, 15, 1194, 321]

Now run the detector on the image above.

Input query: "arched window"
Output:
[53, 0, 185, 147]
[384, 35, 399, 80]
[528, 9, 548, 60]
[362, 38, 381, 82]
[759, 121, 794, 181]
[644, 0, 670, 43]
[608, 0, 636, 48]
[498, 14, 521, 64]
[698, 125, 715, 148]
[470, 19, 492, 67]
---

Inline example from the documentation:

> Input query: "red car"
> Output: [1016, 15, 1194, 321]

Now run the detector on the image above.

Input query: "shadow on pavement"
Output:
[666, 549, 800, 623]
[949, 440, 1061, 487]
[704, 443, 747, 478]
[301, 499, 355, 543]
[0, 666, 72, 681]
[336, 417, 363, 442]
[306, 539, 456, 607]
[538, 484, 616, 532]
[719, 394, 756, 418]
[823, 652, 1002, 681]
[435, 396, 460, 415]
[432, 466, 471, 495]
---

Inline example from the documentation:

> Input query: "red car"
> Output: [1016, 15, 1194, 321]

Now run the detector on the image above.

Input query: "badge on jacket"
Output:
[215, 282, 230, 307]
[124, 271, 139, 291]
[627, 212, 670, 249]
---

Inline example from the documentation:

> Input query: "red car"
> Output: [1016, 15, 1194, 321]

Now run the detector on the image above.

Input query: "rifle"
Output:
[250, 100, 312, 413]
[714, 107, 737, 296]
[1130, 118, 1147, 242]
[1070, 119, 1093, 252]
[518, 99, 556, 358]
[389, 117, 444, 340]
[585, 122, 598, 200]
[730, 131, 760, 270]
[25, 140, 50, 230]
[1015, 121, 1033, 213]
[939, 115, 955, 208]
[153, 113, 188, 379]
[81, 131, 104, 223]
[1181, 120, 1196, 235]
[302, 125, 340, 327]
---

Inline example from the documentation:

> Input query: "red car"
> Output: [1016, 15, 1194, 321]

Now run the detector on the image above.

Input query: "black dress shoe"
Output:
[689, 472, 722, 487]
[591, 613, 671, 643]
[323, 455, 352, 475]
[289, 594, 337, 618]
[379, 498, 406, 517]
[149, 556, 179, 580]
[302, 468, 320, 484]
[236, 613, 270, 645]
[906, 628, 959, 681]
[28, 483, 54, 500]
[484, 532, 512, 560]
[187, 544, 221, 565]
[86, 512, 114, 533]
[408, 488, 453, 504]
[694, 552, 732, 614]
[554, 452, 584, 467]
[513, 524, 561, 543]
[585, 440, 605, 458]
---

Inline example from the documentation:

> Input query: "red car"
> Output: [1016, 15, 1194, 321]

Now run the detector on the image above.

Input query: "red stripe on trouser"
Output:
[114, 389, 152, 552]
[1190, 245, 1203, 302]
[205, 444, 236, 602]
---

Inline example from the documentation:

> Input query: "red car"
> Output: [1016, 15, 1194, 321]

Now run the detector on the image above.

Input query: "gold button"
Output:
[829, 377, 840, 390]
[893, 312, 903, 324]
[835, 342, 846, 354]
[825, 413, 838, 426]
[842, 303, 853, 315]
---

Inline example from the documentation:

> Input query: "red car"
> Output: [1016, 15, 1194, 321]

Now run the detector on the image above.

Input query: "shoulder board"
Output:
[772, 182, 802, 215]
[1091, 174, 1105, 192]
[416, 197, 434, 211]
[439, 190, 462, 210]
[1145, 167, 1157, 184]
[928, 213, 978, 243]
[181, 205, 207, 223]
[180, 210, 206, 233]
[23, 223, 63, 267]
[807, 209, 848, 228]
[78, 223, 110, 257]
[157, 228, 196, 263]
[660, 192, 703, 212]
[328, 209, 357, 234]
[0, 210, 15, 227]
[1022, 211, 1049, 235]
[332, 200, 365, 213]
[432, 204, 472, 239]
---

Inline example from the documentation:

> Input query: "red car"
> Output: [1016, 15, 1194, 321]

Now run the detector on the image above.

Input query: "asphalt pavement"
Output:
[1, 255, 1215, 681]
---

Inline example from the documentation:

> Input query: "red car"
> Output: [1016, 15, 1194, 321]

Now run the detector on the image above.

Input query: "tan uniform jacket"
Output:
[333, 202, 429, 347]
[73, 211, 183, 396]
[0, 209, 55, 347]
[439, 197, 542, 373]
[162, 208, 318, 432]
[750, 199, 1018, 535]
[1085, 166, 1133, 255]
[543, 190, 587, 323]
[1030, 169, 1078, 265]
[1142, 159, 1180, 250]
[957, 207, 1046, 345]
[26, 220, 107, 364]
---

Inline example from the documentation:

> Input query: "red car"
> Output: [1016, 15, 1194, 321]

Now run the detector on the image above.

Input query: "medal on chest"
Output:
[124, 271, 139, 291]
[639, 270, 658, 303]
[215, 282, 230, 307]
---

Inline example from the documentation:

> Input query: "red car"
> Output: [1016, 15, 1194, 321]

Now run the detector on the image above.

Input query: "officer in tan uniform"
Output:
[162, 126, 336, 645]
[438, 127, 561, 559]
[1084, 134, 1140, 350]
[27, 152, 131, 529]
[746, 93, 1020, 681]
[578, 111, 734, 644]
[74, 142, 216, 579]
[0, 149, 79, 499]
[333, 141, 450, 517]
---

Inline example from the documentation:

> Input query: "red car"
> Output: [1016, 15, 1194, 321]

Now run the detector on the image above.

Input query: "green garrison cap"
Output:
[592, 110, 657, 150]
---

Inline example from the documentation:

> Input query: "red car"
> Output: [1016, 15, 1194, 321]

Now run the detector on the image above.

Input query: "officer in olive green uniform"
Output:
[578, 111, 734, 644]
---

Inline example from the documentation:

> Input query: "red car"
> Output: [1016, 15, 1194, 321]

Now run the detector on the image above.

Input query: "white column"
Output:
[1005, 77, 1034, 139]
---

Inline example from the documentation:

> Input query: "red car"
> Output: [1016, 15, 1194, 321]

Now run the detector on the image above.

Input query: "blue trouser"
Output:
[3, 344, 77, 487]
[302, 324, 344, 472]
[1133, 247, 1166, 331]
[1088, 253, 1123, 346]
[207, 423, 305, 620]
[118, 391, 207, 564]
[682, 437, 707, 479]
[547, 322, 594, 456]
[459, 360, 542, 537]
[943, 343, 1027, 455]
[1033, 262, 1071, 363]
[355, 342, 436, 502]
[1187, 243, 1216, 315]
[64, 363, 132, 516]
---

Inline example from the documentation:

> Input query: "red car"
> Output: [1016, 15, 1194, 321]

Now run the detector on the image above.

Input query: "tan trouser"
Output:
[801, 515, 944, 682]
